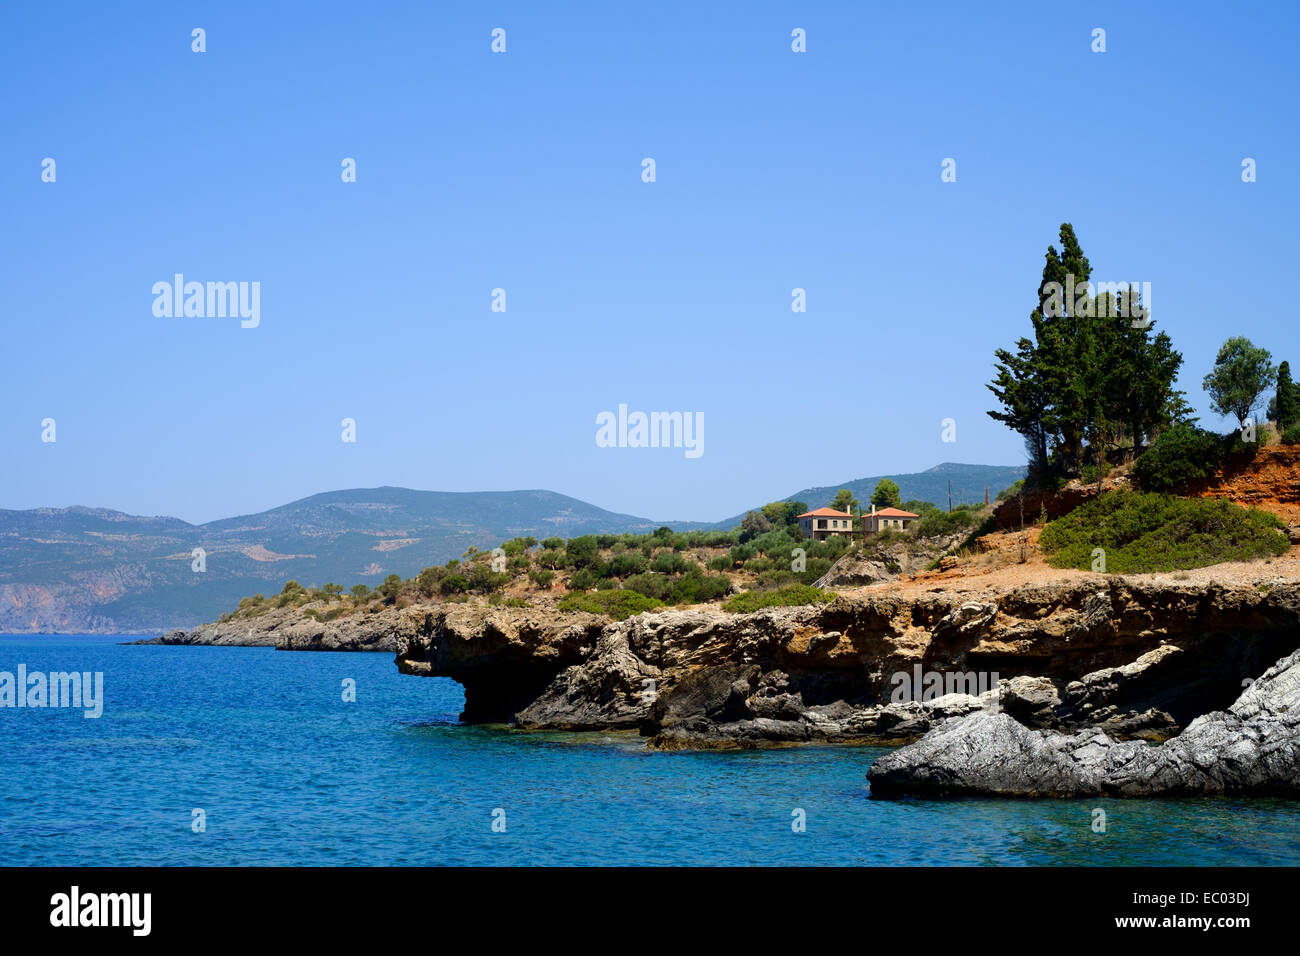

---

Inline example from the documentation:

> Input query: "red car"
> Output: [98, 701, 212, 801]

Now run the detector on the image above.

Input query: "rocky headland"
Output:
[388, 574, 1300, 751]
[146, 562, 1300, 756]
[140, 501, 1300, 799]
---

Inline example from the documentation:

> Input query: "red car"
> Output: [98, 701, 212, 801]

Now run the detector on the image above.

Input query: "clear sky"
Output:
[3, 1, 1297, 524]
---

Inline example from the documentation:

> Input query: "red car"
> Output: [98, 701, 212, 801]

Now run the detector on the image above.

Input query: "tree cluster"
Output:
[987, 223, 1187, 483]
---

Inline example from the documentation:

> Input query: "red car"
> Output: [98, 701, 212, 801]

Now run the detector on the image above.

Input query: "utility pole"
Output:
[947, 479, 952, 513]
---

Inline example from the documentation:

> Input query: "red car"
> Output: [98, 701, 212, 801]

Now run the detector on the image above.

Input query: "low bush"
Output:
[557, 588, 663, 621]
[1132, 424, 1225, 492]
[651, 551, 689, 574]
[723, 584, 834, 614]
[1039, 490, 1288, 573]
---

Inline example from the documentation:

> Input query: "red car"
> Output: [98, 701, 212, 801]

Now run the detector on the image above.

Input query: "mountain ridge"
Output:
[0, 463, 1024, 633]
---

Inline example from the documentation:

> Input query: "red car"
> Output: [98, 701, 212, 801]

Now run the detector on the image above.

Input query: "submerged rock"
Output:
[867, 646, 1300, 797]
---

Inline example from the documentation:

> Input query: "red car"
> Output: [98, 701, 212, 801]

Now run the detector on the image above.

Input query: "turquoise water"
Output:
[1, 634, 1296, 866]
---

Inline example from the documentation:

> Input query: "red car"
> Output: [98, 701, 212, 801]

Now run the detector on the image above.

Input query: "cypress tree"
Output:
[988, 224, 1185, 481]
[1276, 361, 1299, 430]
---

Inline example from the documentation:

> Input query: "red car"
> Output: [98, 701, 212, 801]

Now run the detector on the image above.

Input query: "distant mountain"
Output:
[0, 464, 1026, 634]
[0, 488, 691, 634]
[710, 462, 1026, 529]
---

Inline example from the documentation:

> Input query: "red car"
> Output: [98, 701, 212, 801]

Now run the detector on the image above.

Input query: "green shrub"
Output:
[622, 572, 670, 601]
[565, 536, 600, 568]
[377, 574, 404, 603]
[569, 568, 598, 590]
[723, 584, 834, 614]
[729, 544, 755, 564]
[913, 508, 975, 539]
[415, 566, 445, 597]
[528, 568, 555, 589]
[605, 552, 649, 578]
[667, 569, 730, 604]
[1283, 423, 1300, 445]
[439, 575, 469, 595]
[535, 548, 565, 570]
[558, 589, 663, 621]
[651, 551, 689, 574]
[799, 557, 833, 584]
[467, 563, 511, 593]
[756, 569, 798, 589]
[541, 537, 565, 550]
[1039, 490, 1288, 573]
[1133, 424, 1225, 492]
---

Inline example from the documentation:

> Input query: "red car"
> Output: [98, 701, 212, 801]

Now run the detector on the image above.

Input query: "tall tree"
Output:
[988, 337, 1051, 475]
[988, 225, 1184, 480]
[1275, 361, 1299, 430]
[830, 489, 859, 513]
[1035, 224, 1094, 474]
[869, 480, 901, 509]
[1202, 337, 1277, 428]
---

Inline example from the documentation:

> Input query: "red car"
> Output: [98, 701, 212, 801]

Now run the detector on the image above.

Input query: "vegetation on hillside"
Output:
[723, 584, 833, 613]
[219, 506, 867, 624]
[215, 225, 1300, 628]
[1038, 491, 1288, 573]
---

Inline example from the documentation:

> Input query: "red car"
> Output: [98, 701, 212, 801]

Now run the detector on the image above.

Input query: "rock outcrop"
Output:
[392, 578, 1300, 749]
[813, 534, 962, 589]
[867, 646, 1300, 797]
[395, 605, 605, 723]
[143, 573, 1300, 755]
[143, 605, 412, 652]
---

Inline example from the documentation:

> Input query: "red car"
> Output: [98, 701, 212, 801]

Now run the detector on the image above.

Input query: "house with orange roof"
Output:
[797, 507, 855, 541]
[862, 504, 921, 534]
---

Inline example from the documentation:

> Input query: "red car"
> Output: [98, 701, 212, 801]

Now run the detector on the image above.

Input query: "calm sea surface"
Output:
[2, 634, 1296, 866]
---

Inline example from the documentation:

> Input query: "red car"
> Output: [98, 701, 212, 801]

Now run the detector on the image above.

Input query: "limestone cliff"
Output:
[391, 577, 1300, 749]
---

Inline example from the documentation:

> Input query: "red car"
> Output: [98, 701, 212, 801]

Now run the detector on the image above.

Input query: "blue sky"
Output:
[3, 1, 1297, 524]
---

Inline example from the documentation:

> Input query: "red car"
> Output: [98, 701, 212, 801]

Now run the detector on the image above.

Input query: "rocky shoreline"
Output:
[141, 572, 1300, 795]
[390, 577, 1300, 751]
[868, 646, 1300, 797]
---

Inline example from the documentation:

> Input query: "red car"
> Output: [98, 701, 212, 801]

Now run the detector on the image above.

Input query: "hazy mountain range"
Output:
[0, 463, 1023, 633]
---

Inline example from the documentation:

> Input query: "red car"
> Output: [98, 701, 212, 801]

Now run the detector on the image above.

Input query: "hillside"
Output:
[711, 462, 1026, 528]
[0, 464, 1026, 634]
[0, 488, 687, 633]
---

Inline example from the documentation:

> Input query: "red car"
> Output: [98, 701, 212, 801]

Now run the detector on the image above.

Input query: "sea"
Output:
[2, 634, 1296, 866]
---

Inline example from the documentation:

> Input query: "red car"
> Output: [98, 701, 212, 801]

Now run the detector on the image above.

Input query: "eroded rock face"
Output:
[394, 605, 604, 723]
[813, 535, 963, 589]
[866, 647, 1300, 797]
[393, 579, 1300, 749]
[149, 576, 1300, 752]
[148, 606, 407, 652]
